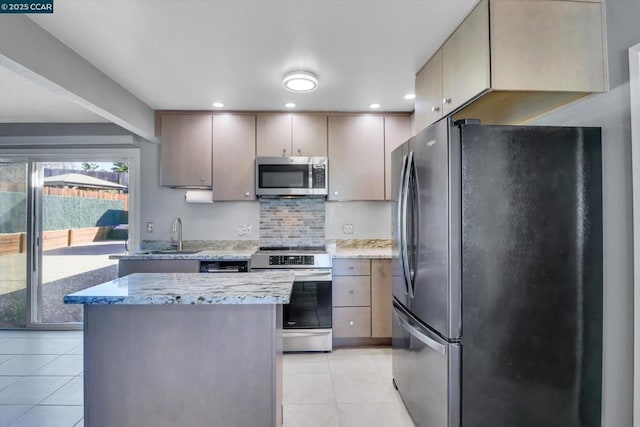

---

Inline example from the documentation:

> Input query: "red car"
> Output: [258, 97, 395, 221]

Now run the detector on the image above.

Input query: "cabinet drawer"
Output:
[333, 259, 370, 276]
[332, 307, 371, 338]
[333, 276, 371, 307]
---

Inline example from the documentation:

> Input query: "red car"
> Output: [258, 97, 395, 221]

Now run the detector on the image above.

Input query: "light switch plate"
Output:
[146, 222, 154, 233]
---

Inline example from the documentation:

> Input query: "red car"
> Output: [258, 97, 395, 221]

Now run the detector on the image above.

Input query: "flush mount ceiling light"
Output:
[404, 94, 416, 100]
[212, 102, 224, 108]
[369, 103, 381, 109]
[282, 71, 318, 93]
[284, 102, 296, 108]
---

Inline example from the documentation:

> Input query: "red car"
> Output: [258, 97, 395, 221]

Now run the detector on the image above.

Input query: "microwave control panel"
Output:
[312, 164, 326, 189]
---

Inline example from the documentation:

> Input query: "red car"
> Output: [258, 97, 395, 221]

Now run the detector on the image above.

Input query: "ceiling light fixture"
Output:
[369, 103, 381, 109]
[283, 71, 318, 93]
[212, 102, 224, 108]
[404, 94, 416, 100]
[285, 102, 296, 108]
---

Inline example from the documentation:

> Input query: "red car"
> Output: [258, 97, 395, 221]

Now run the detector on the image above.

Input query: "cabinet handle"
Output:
[245, 192, 250, 197]
[282, 148, 287, 156]
[442, 98, 451, 104]
[349, 321, 354, 326]
[431, 106, 440, 113]
[348, 266, 354, 270]
[348, 289, 354, 294]
[199, 177, 206, 182]
[297, 147, 302, 155]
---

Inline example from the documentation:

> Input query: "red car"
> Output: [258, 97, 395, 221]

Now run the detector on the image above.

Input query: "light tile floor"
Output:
[0, 331, 414, 427]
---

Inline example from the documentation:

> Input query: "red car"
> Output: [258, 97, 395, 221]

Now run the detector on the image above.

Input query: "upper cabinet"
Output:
[211, 115, 256, 201]
[159, 113, 256, 200]
[414, 0, 607, 132]
[160, 114, 212, 188]
[257, 113, 327, 157]
[328, 115, 385, 201]
[414, 49, 443, 129]
[441, 0, 490, 116]
[384, 116, 411, 200]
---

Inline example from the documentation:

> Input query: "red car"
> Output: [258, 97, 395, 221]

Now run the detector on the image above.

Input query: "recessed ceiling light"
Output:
[283, 71, 318, 93]
[404, 94, 416, 100]
[369, 103, 381, 109]
[212, 102, 224, 108]
[285, 103, 296, 108]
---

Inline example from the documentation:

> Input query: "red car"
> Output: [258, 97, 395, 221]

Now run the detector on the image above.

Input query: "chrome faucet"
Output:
[170, 217, 183, 250]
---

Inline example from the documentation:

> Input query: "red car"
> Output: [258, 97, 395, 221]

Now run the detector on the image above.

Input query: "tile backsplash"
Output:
[259, 198, 325, 247]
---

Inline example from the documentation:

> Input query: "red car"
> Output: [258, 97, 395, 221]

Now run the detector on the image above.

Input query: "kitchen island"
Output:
[64, 272, 294, 427]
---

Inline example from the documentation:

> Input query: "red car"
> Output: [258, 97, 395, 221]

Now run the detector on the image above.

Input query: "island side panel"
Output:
[83, 304, 282, 427]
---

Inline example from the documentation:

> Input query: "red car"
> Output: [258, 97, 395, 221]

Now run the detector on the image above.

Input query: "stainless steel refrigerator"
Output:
[391, 118, 603, 427]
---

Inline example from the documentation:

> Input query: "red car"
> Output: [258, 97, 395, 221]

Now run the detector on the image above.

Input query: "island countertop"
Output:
[63, 272, 294, 305]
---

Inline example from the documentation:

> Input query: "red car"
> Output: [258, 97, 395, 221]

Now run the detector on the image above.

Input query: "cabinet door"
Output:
[414, 49, 443, 133]
[256, 114, 292, 157]
[442, 0, 490, 115]
[490, 0, 606, 92]
[328, 115, 385, 201]
[160, 114, 212, 187]
[333, 307, 371, 338]
[211, 114, 256, 200]
[292, 114, 327, 156]
[371, 259, 392, 338]
[384, 116, 411, 200]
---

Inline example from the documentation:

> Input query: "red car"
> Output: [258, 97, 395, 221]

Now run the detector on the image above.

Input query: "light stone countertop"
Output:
[330, 248, 394, 259]
[109, 250, 254, 261]
[63, 272, 294, 305]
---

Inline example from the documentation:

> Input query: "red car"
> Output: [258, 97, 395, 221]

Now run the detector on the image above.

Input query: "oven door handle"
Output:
[292, 272, 332, 281]
[283, 330, 332, 337]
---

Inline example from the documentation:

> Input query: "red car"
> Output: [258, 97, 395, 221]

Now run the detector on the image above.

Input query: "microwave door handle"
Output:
[397, 154, 409, 296]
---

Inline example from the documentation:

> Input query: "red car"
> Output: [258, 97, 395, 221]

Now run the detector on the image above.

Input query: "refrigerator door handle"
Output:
[397, 153, 409, 296]
[401, 151, 415, 298]
[394, 304, 446, 355]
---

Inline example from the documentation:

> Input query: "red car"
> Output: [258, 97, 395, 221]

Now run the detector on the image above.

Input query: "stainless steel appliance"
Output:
[392, 118, 603, 427]
[255, 156, 328, 197]
[199, 260, 249, 273]
[251, 247, 332, 351]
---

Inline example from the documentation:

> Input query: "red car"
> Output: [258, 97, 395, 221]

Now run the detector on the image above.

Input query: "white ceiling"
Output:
[2, 0, 478, 122]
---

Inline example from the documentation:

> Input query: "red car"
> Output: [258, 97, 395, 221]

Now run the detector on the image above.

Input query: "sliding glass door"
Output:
[37, 161, 128, 325]
[0, 155, 135, 329]
[0, 162, 30, 328]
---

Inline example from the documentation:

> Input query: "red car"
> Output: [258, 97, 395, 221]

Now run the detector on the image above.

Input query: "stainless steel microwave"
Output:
[255, 156, 328, 197]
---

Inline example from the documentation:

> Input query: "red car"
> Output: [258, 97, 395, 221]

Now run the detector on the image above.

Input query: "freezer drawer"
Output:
[392, 302, 460, 427]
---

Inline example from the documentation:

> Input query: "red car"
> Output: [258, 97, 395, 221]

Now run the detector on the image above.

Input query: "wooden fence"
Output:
[43, 187, 128, 210]
[1, 226, 118, 255]
[0, 185, 128, 210]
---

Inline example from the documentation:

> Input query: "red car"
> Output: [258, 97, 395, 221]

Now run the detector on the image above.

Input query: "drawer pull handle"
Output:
[348, 266, 354, 270]
[349, 321, 354, 326]
[348, 290, 354, 294]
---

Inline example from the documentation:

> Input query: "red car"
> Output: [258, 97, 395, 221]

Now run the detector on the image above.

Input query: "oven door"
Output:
[281, 269, 333, 352]
[283, 270, 332, 329]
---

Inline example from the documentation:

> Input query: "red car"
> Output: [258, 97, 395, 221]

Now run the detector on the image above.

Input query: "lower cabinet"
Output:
[332, 258, 392, 339]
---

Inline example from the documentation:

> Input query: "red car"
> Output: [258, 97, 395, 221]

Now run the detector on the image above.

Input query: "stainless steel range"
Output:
[251, 246, 332, 352]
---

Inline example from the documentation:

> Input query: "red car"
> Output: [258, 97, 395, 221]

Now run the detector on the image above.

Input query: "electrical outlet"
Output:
[343, 224, 353, 234]
[146, 222, 154, 233]
[237, 225, 252, 236]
